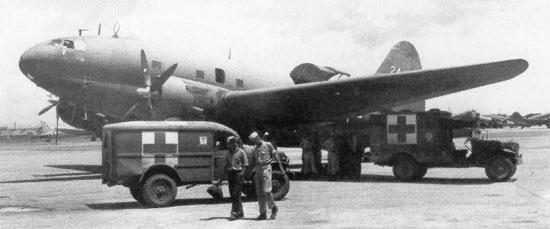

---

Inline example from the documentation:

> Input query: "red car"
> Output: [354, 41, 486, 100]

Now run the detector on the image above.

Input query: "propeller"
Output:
[121, 49, 178, 120]
[38, 98, 60, 116]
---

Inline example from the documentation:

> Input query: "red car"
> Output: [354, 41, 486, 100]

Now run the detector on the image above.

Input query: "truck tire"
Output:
[485, 155, 516, 182]
[242, 183, 256, 199]
[141, 174, 178, 207]
[414, 165, 428, 180]
[272, 172, 290, 200]
[129, 184, 145, 204]
[393, 156, 420, 181]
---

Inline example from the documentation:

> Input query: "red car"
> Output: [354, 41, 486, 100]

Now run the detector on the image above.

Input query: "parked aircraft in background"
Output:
[18, 27, 529, 145]
[0, 121, 93, 142]
[508, 112, 550, 128]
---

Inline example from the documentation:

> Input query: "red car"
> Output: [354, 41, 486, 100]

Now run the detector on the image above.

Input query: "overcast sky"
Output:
[1, 0, 548, 128]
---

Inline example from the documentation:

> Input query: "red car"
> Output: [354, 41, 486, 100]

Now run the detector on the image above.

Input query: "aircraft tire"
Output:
[392, 156, 420, 181]
[141, 174, 177, 207]
[485, 155, 515, 182]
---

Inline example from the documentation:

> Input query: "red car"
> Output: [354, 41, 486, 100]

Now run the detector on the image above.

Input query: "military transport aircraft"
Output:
[508, 112, 550, 128]
[18, 30, 529, 146]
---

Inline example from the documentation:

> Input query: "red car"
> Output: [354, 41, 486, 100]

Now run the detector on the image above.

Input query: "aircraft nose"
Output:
[19, 46, 39, 78]
[19, 43, 54, 81]
[19, 48, 32, 74]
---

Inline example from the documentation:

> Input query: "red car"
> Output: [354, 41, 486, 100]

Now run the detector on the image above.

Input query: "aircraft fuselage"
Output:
[19, 36, 292, 125]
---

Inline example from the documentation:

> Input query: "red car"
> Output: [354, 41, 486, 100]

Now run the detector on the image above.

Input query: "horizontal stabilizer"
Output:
[290, 63, 349, 84]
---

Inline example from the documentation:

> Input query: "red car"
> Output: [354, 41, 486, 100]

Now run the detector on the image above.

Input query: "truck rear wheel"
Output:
[129, 184, 145, 204]
[393, 156, 420, 181]
[272, 172, 290, 200]
[141, 174, 178, 207]
[485, 155, 516, 182]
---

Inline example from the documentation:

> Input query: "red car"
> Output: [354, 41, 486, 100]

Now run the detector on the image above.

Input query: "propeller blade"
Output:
[121, 103, 140, 120]
[38, 103, 56, 116]
[140, 49, 151, 88]
[146, 98, 157, 120]
[151, 63, 178, 92]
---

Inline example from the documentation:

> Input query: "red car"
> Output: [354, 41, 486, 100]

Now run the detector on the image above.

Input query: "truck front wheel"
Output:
[271, 172, 290, 200]
[393, 156, 420, 181]
[129, 184, 145, 204]
[485, 155, 516, 182]
[141, 174, 178, 207]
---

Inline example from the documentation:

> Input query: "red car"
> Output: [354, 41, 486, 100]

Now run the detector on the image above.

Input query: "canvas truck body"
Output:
[368, 110, 521, 182]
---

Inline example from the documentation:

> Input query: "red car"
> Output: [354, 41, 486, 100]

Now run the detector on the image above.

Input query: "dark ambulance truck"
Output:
[367, 110, 522, 182]
[101, 121, 290, 207]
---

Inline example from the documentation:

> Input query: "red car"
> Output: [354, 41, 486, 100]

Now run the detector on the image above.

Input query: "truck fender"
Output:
[481, 151, 517, 165]
[389, 153, 419, 165]
[139, 164, 182, 185]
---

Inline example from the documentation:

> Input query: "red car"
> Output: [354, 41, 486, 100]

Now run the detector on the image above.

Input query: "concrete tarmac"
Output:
[1, 129, 549, 228]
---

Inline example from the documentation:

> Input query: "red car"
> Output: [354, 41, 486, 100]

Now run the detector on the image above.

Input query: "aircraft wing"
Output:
[219, 59, 528, 127]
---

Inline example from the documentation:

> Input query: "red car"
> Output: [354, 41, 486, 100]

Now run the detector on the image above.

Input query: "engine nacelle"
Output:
[56, 101, 107, 136]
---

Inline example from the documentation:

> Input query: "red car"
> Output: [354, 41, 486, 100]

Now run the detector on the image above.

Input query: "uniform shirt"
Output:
[252, 141, 275, 167]
[226, 148, 249, 171]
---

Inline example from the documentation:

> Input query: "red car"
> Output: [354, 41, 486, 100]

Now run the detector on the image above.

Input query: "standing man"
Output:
[300, 134, 317, 178]
[323, 133, 339, 180]
[225, 136, 248, 220]
[249, 132, 278, 220]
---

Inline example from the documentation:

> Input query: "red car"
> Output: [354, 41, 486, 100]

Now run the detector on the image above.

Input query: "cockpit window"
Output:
[62, 40, 74, 49]
[49, 39, 84, 50]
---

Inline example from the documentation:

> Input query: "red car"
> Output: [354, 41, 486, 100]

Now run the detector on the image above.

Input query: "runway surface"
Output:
[1, 128, 549, 228]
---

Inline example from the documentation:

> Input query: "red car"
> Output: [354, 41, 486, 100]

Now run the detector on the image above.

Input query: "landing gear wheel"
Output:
[393, 156, 420, 181]
[129, 184, 145, 204]
[271, 172, 290, 200]
[141, 174, 177, 207]
[414, 165, 428, 180]
[485, 155, 516, 182]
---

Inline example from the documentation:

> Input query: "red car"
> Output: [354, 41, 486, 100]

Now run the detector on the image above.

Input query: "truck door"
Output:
[212, 132, 232, 181]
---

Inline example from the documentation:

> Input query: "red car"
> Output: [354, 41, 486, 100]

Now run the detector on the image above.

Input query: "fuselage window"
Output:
[215, 68, 225, 84]
[236, 79, 244, 88]
[196, 70, 204, 79]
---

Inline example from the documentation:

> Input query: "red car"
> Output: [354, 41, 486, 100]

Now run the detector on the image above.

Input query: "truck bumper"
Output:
[516, 154, 523, 165]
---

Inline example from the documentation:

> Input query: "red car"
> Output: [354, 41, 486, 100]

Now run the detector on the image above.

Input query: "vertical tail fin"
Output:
[375, 41, 422, 74]
[39, 121, 52, 134]
[376, 41, 424, 112]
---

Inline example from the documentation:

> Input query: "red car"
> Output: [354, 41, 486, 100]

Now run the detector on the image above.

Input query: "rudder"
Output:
[375, 41, 421, 75]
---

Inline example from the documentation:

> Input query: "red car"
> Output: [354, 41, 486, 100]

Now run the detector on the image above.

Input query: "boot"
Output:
[256, 213, 267, 220]
[270, 206, 278, 220]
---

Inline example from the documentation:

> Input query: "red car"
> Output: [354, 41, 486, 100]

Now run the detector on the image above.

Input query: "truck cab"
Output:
[102, 121, 290, 207]
[368, 110, 522, 182]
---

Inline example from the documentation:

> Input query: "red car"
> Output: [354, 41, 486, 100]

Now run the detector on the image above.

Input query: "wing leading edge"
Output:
[218, 59, 528, 126]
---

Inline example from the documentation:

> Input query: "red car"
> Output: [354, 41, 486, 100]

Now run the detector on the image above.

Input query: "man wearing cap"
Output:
[249, 131, 278, 220]
[225, 136, 248, 220]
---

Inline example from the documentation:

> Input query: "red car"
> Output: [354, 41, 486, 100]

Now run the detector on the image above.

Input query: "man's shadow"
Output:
[87, 196, 260, 210]
[200, 216, 258, 221]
